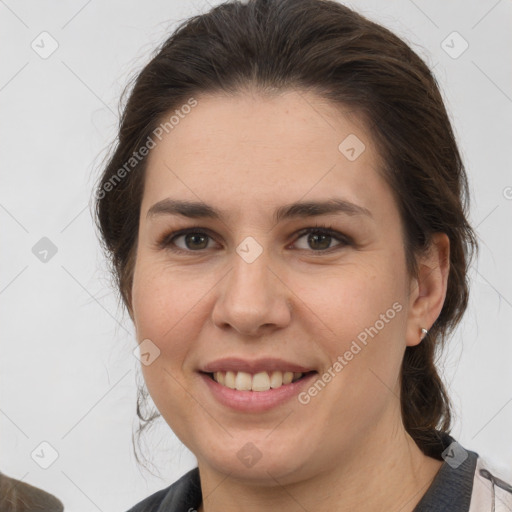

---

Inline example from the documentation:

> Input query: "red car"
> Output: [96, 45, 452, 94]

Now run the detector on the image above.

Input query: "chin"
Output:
[197, 439, 315, 485]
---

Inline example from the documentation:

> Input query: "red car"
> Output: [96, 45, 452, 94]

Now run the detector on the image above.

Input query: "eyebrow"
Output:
[146, 198, 373, 223]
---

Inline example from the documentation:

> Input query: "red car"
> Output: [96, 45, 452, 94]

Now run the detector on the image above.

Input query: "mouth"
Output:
[201, 370, 317, 392]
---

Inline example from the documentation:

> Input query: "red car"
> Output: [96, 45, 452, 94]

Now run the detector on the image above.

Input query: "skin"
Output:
[130, 89, 450, 512]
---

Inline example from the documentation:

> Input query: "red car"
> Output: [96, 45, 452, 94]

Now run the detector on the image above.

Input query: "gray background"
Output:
[1, 0, 511, 510]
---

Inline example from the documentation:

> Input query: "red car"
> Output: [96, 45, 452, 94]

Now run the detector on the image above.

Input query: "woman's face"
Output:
[131, 90, 425, 481]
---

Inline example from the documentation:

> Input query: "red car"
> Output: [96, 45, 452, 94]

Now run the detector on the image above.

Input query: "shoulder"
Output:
[469, 456, 512, 512]
[125, 468, 201, 512]
[413, 432, 512, 512]
[125, 486, 171, 512]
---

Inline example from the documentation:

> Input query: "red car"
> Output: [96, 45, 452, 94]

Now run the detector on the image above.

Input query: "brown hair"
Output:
[0, 471, 64, 512]
[93, 0, 478, 464]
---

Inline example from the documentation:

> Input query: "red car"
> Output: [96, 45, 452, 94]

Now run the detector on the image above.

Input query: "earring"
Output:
[420, 327, 428, 340]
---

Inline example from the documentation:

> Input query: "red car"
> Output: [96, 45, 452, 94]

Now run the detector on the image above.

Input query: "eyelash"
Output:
[156, 224, 352, 255]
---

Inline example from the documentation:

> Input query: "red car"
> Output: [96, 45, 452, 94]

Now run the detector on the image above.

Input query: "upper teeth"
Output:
[212, 371, 304, 391]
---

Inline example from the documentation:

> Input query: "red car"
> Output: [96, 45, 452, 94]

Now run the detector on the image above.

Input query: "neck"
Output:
[196, 421, 443, 512]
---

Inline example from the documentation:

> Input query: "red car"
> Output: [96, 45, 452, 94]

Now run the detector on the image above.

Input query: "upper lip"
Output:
[200, 357, 315, 374]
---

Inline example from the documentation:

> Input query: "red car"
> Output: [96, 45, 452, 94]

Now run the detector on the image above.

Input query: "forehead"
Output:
[142, 90, 391, 222]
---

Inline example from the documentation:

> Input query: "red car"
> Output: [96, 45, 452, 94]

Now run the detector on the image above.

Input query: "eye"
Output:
[156, 225, 351, 254]
[157, 227, 218, 253]
[291, 226, 351, 252]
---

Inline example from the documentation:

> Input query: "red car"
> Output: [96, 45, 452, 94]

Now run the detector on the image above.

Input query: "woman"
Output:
[93, 0, 512, 510]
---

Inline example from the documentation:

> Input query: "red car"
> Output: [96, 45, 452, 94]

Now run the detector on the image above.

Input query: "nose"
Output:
[211, 248, 292, 337]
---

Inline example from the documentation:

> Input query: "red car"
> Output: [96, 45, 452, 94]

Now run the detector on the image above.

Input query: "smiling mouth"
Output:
[203, 370, 317, 392]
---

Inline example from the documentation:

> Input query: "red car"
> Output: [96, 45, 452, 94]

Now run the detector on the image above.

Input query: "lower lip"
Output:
[199, 372, 318, 412]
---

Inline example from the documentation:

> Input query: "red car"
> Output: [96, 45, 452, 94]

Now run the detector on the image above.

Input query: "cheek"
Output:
[131, 258, 217, 396]
[132, 263, 202, 433]
[307, 263, 404, 340]
[131, 262, 192, 390]
[312, 262, 407, 392]
[132, 257, 199, 339]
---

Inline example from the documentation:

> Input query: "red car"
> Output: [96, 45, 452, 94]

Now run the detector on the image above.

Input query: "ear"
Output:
[405, 232, 450, 347]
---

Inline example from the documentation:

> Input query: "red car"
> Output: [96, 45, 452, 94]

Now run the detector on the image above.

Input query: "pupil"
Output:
[309, 233, 330, 250]
[186, 233, 208, 249]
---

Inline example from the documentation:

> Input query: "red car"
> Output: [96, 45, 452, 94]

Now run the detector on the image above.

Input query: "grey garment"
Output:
[413, 438, 477, 512]
[126, 432, 478, 512]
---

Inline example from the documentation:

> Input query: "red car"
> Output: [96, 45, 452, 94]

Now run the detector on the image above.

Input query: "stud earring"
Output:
[420, 327, 428, 340]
